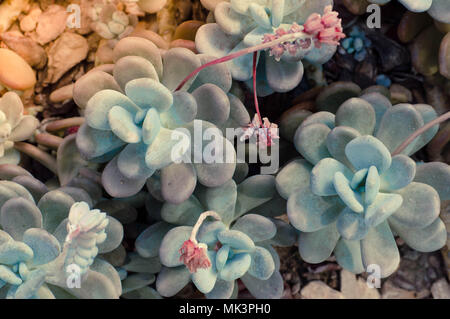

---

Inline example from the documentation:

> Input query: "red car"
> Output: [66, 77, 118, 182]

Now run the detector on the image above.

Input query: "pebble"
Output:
[138, 0, 167, 13]
[390, 84, 413, 104]
[1, 31, 47, 69]
[49, 84, 74, 103]
[382, 280, 416, 299]
[0, 48, 36, 90]
[0, 0, 29, 33]
[19, 7, 42, 32]
[34, 5, 68, 45]
[340, 270, 380, 299]
[431, 278, 450, 299]
[301, 281, 345, 299]
[45, 32, 89, 84]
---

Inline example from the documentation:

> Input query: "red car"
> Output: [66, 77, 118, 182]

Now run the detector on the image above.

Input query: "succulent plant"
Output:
[73, 36, 249, 200]
[276, 94, 450, 277]
[278, 82, 391, 143]
[89, 1, 138, 40]
[153, 175, 296, 299]
[339, 26, 372, 62]
[195, 0, 345, 96]
[0, 92, 39, 165]
[0, 166, 124, 298]
[92, 194, 163, 299]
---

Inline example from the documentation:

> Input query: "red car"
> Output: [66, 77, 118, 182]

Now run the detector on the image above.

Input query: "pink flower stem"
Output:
[252, 52, 263, 126]
[392, 111, 450, 156]
[190, 211, 222, 243]
[174, 31, 307, 92]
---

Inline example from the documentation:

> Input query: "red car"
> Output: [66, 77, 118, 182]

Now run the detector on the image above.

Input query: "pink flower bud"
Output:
[303, 5, 345, 46]
[179, 240, 211, 273]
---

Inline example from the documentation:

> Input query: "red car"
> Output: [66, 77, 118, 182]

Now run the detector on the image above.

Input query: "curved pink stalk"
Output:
[252, 52, 263, 126]
[392, 111, 450, 156]
[179, 211, 221, 273]
[174, 31, 308, 92]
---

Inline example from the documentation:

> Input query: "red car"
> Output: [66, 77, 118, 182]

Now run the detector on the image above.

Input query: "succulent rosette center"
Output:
[277, 96, 449, 278]
[309, 135, 405, 241]
[195, 1, 344, 96]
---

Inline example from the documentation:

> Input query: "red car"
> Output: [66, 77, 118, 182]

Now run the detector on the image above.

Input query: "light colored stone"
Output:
[200, 0, 228, 11]
[301, 281, 345, 299]
[341, 270, 381, 299]
[381, 280, 416, 299]
[138, 0, 167, 13]
[49, 84, 74, 103]
[19, 7, 41, 32]
[1, 31, 46, 68]
[34, 5, 67, 45]
[431, 278, 450, 299]
[45, 32, 89, 84]
[0, 0, 29, 33]
[0, 48, 36, 90]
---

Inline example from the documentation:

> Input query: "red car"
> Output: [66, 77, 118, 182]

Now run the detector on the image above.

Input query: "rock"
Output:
[369, 32, 410, 73]
[397, 12, 432, 44]
[169, 39, 196, 52]
[138, 0, 167, 13]
[390, 84, 413, 104]
[410, 25, 444, 76]
[341, 270, 380, 299]
[431, 278, 450, 299]
[381, 280, 416, 299]
[439, 32, 450, 79]
[95, 39, 115, 65]
[34, 5, 68, 45]
[0, 48, 36, 90]
[0, 0, 29, 33]
[130, 24, 169, 49]
[301, 281, 345, 299]
[125, 2, 145, 17]
[49, 84, 74, 103]
[199, 0, 224, 11]
[341, 0, 370, 15]
[173, 20, 204, 41]
[45, 32, 89, 84]
[20, 7, 42, 32]
[1, 31, 47, 68]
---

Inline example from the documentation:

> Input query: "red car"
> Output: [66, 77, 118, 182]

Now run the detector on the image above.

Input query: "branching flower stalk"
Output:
[174, 6, 344, 147]
[179, 211, 221, 273]
[392, 111, 450, 155]
[174, 30, 312, 92]
[240, 52, 280, 148]
[175, 5, 344, 92]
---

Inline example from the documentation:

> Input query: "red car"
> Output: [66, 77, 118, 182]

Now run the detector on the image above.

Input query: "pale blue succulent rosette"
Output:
[0, 92, 39, 165]
[276, 94, 450, 278]
[0, 166, 124, 299]
[149, 175, 296, 299]
[73, 36, 250, 201]
[195, 0, 337, 96]
[368, 0, 450, 23]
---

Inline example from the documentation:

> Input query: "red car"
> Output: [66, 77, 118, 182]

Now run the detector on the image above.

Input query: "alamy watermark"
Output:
[66, 264, 81, 289]
[170, 120, 279, 175]
[366, 264, 382, 289]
